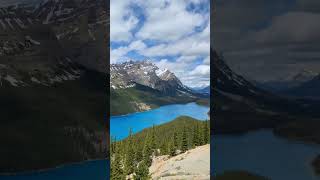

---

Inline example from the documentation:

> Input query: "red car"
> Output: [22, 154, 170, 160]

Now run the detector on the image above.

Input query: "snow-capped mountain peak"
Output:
[110, 60, 193, 96]
[156, 68, 168, 77]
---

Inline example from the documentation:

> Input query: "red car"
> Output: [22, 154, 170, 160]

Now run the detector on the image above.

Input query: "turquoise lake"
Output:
[0, 160, 108, 180]
[110, 102, 210, 140]
[213, 130, 320, 180]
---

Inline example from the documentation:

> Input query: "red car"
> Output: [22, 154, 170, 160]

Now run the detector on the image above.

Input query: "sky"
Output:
[214, 0, 320, 82]
[111, 0, 210, 88]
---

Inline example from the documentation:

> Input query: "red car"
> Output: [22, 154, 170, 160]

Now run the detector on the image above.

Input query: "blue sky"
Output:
[111, 0, 210, 88]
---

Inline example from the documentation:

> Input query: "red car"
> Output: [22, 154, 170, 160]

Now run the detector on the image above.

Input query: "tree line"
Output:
[110, 116, 210, 180]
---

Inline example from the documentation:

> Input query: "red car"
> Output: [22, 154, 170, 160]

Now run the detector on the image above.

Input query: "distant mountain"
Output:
[193, 86, 210, 95]
[110, 61, 207, 115]
[212, 49, 319, 134]
[284, 74, 320, 98]
[257, 69, 318, 92]
[291, 69, 317, 82]
[0, 0, 108, 173]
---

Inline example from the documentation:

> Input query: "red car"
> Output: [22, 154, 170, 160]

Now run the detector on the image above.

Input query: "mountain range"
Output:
[0, 0, 108, 173]
[110, 60, 208, 115]
[211, 49, 320, 134]
[283, 74, 320, 99]
[256, 69, 318, 92]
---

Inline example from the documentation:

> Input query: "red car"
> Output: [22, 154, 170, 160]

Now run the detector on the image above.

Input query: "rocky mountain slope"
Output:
[110, 61, 207, 115]
[0, 0, 108, 87]
[0, 0, 108, 173]
[110, 60, 193, 96]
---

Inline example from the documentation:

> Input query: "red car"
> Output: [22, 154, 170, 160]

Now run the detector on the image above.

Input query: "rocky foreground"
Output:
[149, 144, 210, 180]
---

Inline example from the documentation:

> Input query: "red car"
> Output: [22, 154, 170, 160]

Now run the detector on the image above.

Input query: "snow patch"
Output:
[31, 77, 41, 84]
[3, 75, 19, 86]
[156, 68, 168, 77]
[0, 19, 6, 29]
[5, 18, 14, 29]
[25, 36, 41, 45]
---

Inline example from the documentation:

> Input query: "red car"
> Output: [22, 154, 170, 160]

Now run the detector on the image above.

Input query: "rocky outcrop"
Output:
[149, 144, 210, 180]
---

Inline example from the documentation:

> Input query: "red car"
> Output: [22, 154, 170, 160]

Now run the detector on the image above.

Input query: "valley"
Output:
[110, 57, 210, 179]
[212, 49, 320, 179]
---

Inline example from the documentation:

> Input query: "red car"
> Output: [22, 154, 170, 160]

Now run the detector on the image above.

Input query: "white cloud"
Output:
[255, 12, 320, 43]
[111, 0, 139, 42]
[111, 40, 147, 63]
[128, 40, 146, 50]
[135, 0, 206, 41]
[139, 23, 210, 57]
[190, 64, 210, 76]
[156, 59, 189, 76]
[203, 56, 210, 65]
[176, 55, 198, 63]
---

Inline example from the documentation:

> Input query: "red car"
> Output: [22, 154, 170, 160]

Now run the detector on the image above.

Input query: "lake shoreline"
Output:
[111, 99, 209, 117]
[111, 101, 209, 118]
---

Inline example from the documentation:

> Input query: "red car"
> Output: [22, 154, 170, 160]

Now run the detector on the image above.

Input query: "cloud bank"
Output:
[214, 0, 320, 82]
[111, 0, 210, 88]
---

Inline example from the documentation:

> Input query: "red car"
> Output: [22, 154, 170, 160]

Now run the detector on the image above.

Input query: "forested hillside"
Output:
[110, 116, 210, 179]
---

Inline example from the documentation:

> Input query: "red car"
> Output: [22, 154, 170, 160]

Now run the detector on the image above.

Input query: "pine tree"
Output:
[173, 130, 178, 150]
[135, 144, 143, 163]
[111, 136, 117, 154]
[143, 134, 153, 166]
[203, 120, 209, 144]
[111, 149, 125, 180]
[124, 129, 135, 175]
[181, 126, 188, 153]
[193, 125, 199, 147]
[135, 160, 151, 180]
[198, 124, 204, 145]
[168, 138, 176, 156]
[150, 125, 157, 154]
[160, 142, 167, 155]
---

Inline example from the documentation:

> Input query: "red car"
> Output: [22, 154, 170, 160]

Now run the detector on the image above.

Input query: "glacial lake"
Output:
[213, 130, 320, 180]
[110, 102, 210, 140]
[0, 160, 108, 180]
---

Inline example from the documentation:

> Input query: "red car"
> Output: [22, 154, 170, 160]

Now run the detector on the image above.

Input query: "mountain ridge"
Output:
[211, 49, 320, 134]
[110, 60, 194, 96]
[0, 0, 108, 88]
[110, 60, 208, 115]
